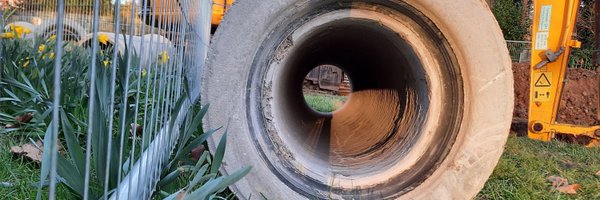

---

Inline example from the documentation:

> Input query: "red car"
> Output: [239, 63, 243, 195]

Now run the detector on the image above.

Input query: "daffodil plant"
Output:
[1, 31, 248, 199]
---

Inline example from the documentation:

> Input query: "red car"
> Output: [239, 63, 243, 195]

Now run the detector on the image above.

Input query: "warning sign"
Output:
[534, 72, 551, 87]
[533, 72, 552, 102]
[533, 89, 551, 102]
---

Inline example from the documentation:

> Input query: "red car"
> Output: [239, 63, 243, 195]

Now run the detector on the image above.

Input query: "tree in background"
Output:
[593, 0, 600, 67]
[492, 0, 598, 69]
[492, 0, 527, 40]
[569, 0, 597, 69]
[575, 0, 595, 49]
[520, 0, 532, 40]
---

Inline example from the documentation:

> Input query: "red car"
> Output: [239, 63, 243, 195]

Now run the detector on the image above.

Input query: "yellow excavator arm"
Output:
[528, 0, 600, 146]
[141, 0, 234, 29]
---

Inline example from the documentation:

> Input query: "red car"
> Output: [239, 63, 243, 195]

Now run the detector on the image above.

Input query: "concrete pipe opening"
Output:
[272, 17, 432, 174]
[203, 0, 513, 199]
[254, 4, 463, 197]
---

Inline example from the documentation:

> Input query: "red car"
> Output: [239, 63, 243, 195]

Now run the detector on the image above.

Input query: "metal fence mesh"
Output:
[506, 40, 531, 63]
[1, 0, 211, 199]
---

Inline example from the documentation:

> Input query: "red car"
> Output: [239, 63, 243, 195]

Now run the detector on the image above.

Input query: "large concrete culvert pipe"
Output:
[202, 0, 514, 199]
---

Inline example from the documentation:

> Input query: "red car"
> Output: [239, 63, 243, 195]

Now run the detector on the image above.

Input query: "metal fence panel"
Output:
[506, 40, 531, 63]
[2, 0, 211, 199]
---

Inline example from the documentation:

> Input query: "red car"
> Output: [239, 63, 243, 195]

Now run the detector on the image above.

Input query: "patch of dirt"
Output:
[557, 68, 599, 125]
[513, 62, 531, 120]
[512, 62, 599, 128]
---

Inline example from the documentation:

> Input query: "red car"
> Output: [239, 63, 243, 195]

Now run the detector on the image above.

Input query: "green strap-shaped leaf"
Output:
[192, 151, 209, 175]
[192, 173, 217, 190]
[184, 166, 251, 200]
[36, 124, 54, 200]
[188, 164, 209, 190]
[60, 109, 85, 175]
[56, 155, 86, 198]
[185, 104, 209, 140]
[165, 128, 220, 172]
[162, 189, 184, 200]
[173, 104, 210, 165]
[210, 131, 227, 175]
[169, 94, 188, 133]
[157, 168, 182, 187]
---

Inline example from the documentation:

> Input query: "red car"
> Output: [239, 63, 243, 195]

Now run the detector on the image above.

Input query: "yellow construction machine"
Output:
[141, 0, 233, 30]
[528, 0, 600, 146]
[210, 0, 234, 27]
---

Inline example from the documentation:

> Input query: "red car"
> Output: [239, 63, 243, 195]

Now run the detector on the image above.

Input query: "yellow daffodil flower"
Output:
[0, 32, 14, 39]
[42, 52, 55, 60]
[39, 44, 54, 60]
[48, 35, 57, 41]
[159, 51, 169, 64]
[22, 57, 31, 68]
[98, 34, 109, 45]
[9, 25, 31, 38]
[13, 26, 31, 36]
[1, 25, 32, 39]
[38, 44, 46, 52]
[103, 60, 110, 68]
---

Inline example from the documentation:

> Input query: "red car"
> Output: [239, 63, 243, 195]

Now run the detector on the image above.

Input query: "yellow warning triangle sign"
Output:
[535, 73, 551, 87]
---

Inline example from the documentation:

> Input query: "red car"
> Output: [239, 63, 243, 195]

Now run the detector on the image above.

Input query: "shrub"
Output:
[492, 0, 527, 40]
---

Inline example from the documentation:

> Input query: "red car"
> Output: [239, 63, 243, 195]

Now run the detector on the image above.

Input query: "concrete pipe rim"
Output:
[244, 1, 463, 198]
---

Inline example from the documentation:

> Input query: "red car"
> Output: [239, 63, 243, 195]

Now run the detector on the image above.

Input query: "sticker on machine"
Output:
[533, 72, 552, 102]
[534, 72, 551, 87]
[539, 5, 552, 31]
[535, 32, 549, 50]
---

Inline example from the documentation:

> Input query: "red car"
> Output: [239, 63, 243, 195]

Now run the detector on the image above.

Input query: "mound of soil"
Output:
[512, 62, 599, 126]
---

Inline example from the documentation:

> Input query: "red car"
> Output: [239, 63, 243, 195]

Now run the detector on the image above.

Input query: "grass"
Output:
[478, 135, 600, 199]
[303, 93, 347, 113]
[0, 135, 74, 200]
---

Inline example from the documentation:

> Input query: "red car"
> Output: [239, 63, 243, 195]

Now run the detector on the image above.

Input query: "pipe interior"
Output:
[271, 18, 430, 174]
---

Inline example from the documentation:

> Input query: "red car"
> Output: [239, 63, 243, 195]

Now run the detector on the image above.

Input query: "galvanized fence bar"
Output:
[83, 0, 101, 199]
[506, 40, 531, 63]
[47, 1, 65, 199]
